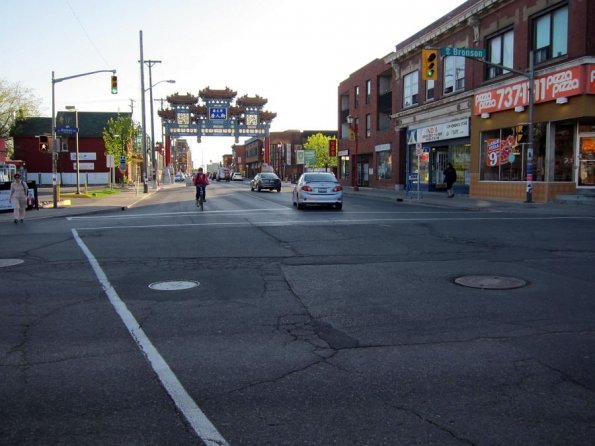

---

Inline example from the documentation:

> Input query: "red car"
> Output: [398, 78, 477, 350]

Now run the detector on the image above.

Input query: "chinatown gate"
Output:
[158, 87, 276, 175]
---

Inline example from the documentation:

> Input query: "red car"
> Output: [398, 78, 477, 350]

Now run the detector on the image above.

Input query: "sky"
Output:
[3, 0, 467, 167]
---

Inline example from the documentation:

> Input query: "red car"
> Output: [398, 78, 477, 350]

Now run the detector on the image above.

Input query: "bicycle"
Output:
[196, 186, 205, 211]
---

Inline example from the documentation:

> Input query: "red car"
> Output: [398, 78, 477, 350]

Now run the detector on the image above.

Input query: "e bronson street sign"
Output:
[441, 47, 486, 59]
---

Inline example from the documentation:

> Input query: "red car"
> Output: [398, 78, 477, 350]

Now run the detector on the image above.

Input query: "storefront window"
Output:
[450, 143, 470, 185]
[554, 122, 574, 181]
[480, 123, 546, 181]
[410, 147, 430, 183]
[376, 150, 392, 180]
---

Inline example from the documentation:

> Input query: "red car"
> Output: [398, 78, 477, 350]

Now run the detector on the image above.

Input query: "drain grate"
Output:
[148, 280, 200, 291]
[454, 275, 527, 290]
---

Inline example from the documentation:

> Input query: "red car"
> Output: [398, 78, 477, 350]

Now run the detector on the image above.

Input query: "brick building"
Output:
[11, 112, 138, 185]
[237, 130, 338, 181]
[340, 0, 595, 202]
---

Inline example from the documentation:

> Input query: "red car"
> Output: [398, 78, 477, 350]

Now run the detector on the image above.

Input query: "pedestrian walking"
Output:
[443, 163, 457, 198]
[10, 173, 29, 223]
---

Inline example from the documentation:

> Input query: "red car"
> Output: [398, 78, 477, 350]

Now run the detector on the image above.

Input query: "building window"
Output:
[480, 123, 546, 181]
[354, 86, 360, 108]
[365, 114, 371, 138]
[533, 5, 568, 64]
[339, 156, 350, 180]
[366, 80, 371, 104]
[487, 30, 514, 79]
[403, 71, 418, 108]
[443, 56, 465, 94]
[376, 149, 392, 180]
[426, 80, 435, 101]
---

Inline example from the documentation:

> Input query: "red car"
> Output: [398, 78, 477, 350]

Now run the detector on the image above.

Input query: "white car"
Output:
[174, 172, 185, 182]
[292, 172, 343, 210]
[231, 172, 243, 181]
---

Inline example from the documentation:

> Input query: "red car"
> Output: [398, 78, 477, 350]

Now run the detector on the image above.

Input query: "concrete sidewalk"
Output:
[342, 185, 594, 213]
[0, 183, 185, 222]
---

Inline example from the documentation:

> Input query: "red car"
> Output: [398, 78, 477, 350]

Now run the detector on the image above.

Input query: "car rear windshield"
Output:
[261, 173, 279, 179]
[304, 173, 336, 182]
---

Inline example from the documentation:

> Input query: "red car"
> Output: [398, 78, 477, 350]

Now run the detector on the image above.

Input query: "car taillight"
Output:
[301, 185, 313, 191]
[333, 185, 343, 192]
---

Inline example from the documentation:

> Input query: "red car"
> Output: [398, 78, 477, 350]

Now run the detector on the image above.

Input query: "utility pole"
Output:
[139, 30, 148, 193]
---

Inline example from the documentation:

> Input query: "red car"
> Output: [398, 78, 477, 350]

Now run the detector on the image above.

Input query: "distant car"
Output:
[217, 168, 231, 182]
[174, 172, 186, 182]
[292, 172, 343, 210]
[250, 172, 281, 192]
[231, 172, 243, 181]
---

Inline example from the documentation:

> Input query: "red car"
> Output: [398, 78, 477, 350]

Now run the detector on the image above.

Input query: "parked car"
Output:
[174, 172, 186, 182]
[231, 172, 243, 181]
[292, 172, 343, 210]
[250, 172, 281, 192]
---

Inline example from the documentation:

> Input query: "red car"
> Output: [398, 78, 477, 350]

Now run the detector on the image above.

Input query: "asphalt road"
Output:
[1, 181, 594, 445]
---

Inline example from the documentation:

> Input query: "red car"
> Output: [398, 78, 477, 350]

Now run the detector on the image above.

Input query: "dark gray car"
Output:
[250, 173, 281, 192]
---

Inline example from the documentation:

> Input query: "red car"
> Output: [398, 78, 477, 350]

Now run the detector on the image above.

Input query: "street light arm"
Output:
[144, 79, 175, 93]
[53, 69, 116, 84]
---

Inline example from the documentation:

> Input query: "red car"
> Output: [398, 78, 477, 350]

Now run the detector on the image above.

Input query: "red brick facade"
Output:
[340, 0, 595, 202]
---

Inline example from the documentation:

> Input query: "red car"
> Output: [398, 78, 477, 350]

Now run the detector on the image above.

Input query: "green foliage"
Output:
[1, 78, 41, 156]
[303, 133, 338, 168]
[102, 115, 138, 164]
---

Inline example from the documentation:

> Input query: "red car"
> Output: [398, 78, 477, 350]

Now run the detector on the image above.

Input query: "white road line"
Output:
[74, 215, 594, 231]
[67, 207, 294, 220]
[71, 229, 229, 446]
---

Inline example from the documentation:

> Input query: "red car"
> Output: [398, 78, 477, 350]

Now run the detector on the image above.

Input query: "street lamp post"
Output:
[346, 115, 359, 191]
[65, 106, 80, 194]
[145, 79, 175, 187]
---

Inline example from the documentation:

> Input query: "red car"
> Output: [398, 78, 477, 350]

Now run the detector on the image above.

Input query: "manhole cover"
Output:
[0, 259, 25, 268]
[454, 275, 527, 290]
[148, 280, 200, 291]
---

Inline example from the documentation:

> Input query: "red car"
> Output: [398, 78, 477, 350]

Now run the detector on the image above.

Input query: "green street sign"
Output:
[440, 47, 486, 59]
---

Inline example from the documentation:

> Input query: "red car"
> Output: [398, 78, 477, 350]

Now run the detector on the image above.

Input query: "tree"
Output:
[102, 115, 139, 183]
[1, 79, 41, 157]
[303, 133, 338, 169]
[102, 115, 138, 161]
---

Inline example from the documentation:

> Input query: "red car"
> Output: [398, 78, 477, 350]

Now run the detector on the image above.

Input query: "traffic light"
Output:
[111, 75, 118, 94]
[421, 49, 439, 81]
[38, 135, 50, 153]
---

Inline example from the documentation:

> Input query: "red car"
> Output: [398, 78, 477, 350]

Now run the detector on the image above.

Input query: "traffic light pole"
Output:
[475, 54, 535, 202]
[51, 69, 116, 208]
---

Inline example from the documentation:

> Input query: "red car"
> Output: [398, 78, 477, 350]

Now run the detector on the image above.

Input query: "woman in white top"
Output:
[9, 173, 28, 224]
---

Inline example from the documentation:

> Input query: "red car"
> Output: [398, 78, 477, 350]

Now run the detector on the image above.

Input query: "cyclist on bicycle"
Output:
[193, 167, 210, 203]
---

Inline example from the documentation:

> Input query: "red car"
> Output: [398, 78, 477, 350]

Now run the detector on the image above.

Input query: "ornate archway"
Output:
[158, 87, 276, 143]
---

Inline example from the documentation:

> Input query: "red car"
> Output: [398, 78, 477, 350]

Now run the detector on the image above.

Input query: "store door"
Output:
[577, 134, 595, 187]
[357, 156, 370, 187]
[431, 148, 449, 189]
